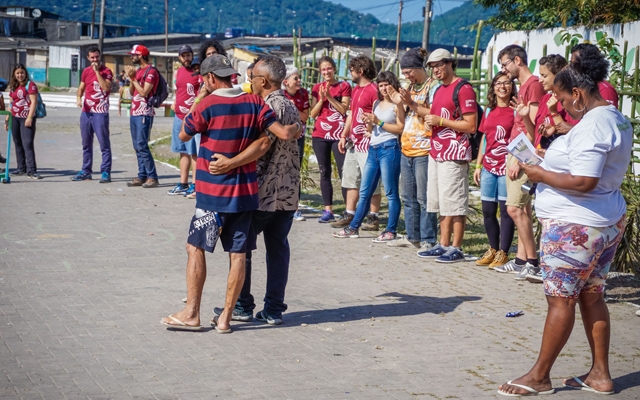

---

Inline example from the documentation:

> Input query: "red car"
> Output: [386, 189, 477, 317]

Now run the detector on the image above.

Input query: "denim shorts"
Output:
[171, 116, 199, 155]
[187, 209, 256, 253]
[480, 168, 507, 202]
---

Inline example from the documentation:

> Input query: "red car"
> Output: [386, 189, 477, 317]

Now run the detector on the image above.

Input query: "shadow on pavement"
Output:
[614, 370, 640, 392]
[284, 292, 482, 324]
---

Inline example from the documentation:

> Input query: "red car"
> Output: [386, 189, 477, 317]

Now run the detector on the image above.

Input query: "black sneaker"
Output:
[9, 170, 26, 176]
[27, 172, 42, 180]
[0, 153, 6, 164]
[256, 310, 282, 325]
[212, 307, 253, 322]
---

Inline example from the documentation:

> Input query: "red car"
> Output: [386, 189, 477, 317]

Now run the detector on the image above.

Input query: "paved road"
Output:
[1, 108, 639, 399]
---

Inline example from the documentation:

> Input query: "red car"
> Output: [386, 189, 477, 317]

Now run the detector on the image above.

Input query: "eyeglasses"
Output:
[495, 81, 511, 87]
[250, 73, 266, 80]
[429, 61, 446, 69]
[501, 59, 513, 69]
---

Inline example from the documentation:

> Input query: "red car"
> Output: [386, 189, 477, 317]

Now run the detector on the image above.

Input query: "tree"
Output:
[473, 0, 640, 30]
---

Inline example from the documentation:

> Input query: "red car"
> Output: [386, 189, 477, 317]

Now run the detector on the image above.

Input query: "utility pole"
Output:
[421, 0, 432, 51]
[98, 0, 105, 53]
[164, 0, 169, 52]
[395, 1, 403, 57]
[90, 0, 97, 38]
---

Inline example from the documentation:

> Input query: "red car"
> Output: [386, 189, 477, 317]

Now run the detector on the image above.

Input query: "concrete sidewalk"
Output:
[0, 108, 639, 399]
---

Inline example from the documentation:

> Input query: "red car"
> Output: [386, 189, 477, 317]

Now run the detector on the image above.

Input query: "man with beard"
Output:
[418, 49, 478, 263]
[167, 45, 202, 196]
[124, 44, 160, 188]
[72, 45, 114, 183]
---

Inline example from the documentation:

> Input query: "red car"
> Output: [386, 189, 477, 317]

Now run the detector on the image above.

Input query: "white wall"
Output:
[49, 45, 79, 69]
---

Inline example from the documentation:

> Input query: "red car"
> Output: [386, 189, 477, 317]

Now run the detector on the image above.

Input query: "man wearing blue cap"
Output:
[167, 45, 202, 196]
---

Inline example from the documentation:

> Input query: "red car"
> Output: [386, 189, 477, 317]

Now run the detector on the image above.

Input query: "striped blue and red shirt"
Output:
[183, 88, 277, 213]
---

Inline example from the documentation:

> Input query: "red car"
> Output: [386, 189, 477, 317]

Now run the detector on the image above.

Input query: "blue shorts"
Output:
[480, 168, 507, 202]
[187, 209, 256, 254]
[171, 116, 199, 155]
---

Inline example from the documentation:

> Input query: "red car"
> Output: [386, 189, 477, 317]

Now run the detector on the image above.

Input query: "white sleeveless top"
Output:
[370, 101, 399, 146]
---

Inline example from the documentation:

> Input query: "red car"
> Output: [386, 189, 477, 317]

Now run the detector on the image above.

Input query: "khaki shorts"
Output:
[505, 155, 532, 209]
[426, 157, 469, 216]
[341, 149, 381, 194]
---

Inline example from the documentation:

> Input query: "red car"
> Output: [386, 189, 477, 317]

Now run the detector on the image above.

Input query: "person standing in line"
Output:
[72, 45, 114, 183]
[310, 56, 351, 223]
[167, 45, 202, 196]
[125, 44, 160, 188]
[7, 63, 41, 179]
[333, 71, 404, 242]
[474, 72, 517, 269]
[496, 45, 546, 279]
[417, 49, 478, 263]
[160, 55, 300, 332]
[385, 48, 440, 250]
[210, 55, 302, 325]
[0, 90, 6, 164]
[331, 55, 381, 232]
[283, 66, 310, 222]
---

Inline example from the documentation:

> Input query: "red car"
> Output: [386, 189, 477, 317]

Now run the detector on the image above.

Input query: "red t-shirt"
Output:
[81, 65, 113, 113]
[311, 81, 352, 140]
[284, 88, 310, 115]
[430, 79, 477, 162]
[174, 66, 202, 120]
[9, 81, 38, 118]
[533, 93, 580, 148]
[599, 81, 619, 108]
[131, 65, 159, 117]
[479, 106, 513, 175]
[349, 82, 378, 152]
[511, 75, 545, 142]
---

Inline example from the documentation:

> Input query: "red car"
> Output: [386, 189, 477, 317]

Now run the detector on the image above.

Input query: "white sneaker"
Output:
[386, 236, 420, 248]
[514, 262, 534, 281]
[636, 309, 640, 316]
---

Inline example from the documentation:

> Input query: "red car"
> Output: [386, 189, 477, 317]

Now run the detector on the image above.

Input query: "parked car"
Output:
[0, 77, 8, 92]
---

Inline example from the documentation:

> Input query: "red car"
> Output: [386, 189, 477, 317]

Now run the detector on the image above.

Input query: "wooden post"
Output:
[487, 46, 493, 81]
[395, 1, 403, 58]
[631, 46, 640, 120]
[471, 20, 483, 81]
[312, 48, 317, 83]
[336, 52, 342, 77]
[293, 29, 298, 69]
[620, 40, 628, 111]
[372, 37, 377, 69]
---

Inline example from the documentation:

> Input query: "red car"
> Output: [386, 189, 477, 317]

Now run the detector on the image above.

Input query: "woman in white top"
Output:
[499, 49, 631, 397]
[333, 71, 405, 242]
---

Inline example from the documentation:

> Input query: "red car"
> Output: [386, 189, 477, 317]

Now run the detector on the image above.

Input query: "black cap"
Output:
[178, 45, 193, 55]
[199, 54, 238, 77]
[190, 56, 202, 76]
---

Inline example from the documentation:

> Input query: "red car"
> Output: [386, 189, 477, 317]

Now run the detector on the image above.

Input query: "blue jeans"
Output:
[480, 168, 507, 202]
[80, 112, 111, 174]
[400, 154, 438, 243]
[350, 139, 401, 233]
[237, 210, 294, 317]
[130, 115, 158, 179]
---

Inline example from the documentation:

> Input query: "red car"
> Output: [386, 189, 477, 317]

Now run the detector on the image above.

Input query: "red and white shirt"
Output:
[81, 65, 113, 113]
[599, 81, 619, 108]
[511, 75, 545, 142]
[284, 88, 310, 121]
[479, 106, 513, 175]
[174, 66, 202, 120]
[348, 82, 379, 152]
[10, 81, 38, 118]
[131, 65, 159, 117]
[430, 79, 477, 162]
[311, 81, 351, 140]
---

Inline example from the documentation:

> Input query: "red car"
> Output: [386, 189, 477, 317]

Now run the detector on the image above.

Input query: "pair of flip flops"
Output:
[563, 377, 615, 395]
[161, 315, 203, 331]
[498, 380, 555, 397]
[210, 315, 232, 334]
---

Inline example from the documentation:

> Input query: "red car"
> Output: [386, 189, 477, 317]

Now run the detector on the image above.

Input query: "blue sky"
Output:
[326, 0, 467, 23]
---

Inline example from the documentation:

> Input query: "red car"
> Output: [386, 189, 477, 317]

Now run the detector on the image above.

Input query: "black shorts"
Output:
[187, 209, 256, 253]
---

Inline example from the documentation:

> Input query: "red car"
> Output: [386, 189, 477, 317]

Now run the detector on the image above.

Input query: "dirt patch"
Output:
[606, 273, 640, 305]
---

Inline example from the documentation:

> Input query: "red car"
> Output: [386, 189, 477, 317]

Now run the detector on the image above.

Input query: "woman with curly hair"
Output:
[498, 42, 630, 398]
[6, 63, 41, 179]
[309, 56, 351, 223]
[474, 72, 517, 269]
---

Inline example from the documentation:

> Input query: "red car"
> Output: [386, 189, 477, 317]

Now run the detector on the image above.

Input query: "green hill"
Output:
[23, 0, 496, 48]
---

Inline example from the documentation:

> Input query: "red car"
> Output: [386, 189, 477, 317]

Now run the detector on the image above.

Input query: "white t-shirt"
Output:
[534, 105, 632, 226]
[370, 100, 399, 146]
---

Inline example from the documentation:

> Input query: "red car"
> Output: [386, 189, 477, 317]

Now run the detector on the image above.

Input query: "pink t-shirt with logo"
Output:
[131, 65, 159, 117]
[81, 65, 113, 113]
[479, 106, 513, 175]
[174, 66, 202, 120]
[430, 79, 477, 162]
[348, 82, 378, 152]
[9, 81, 38, 118]
[311, 81, 351, 140]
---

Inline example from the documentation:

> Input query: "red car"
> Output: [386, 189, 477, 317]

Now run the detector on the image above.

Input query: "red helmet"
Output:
[128, 44, 150, 56]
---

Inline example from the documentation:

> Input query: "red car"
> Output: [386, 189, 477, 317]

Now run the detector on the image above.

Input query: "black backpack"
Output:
[434, 78, 484, 159]
[142, 66, 169, 107]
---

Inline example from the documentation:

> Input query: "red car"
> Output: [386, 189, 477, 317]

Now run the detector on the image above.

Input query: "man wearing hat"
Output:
[386, 47, 440, 251]
[124, 44, 160, 188]
[160, 54, 302, 332]
[167, 45, 202, 196]
[418, 48, 479, 263]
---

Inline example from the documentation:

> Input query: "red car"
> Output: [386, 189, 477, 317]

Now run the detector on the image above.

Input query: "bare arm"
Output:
[76, 82, 86, 108]
[519, 162, 599, 193]
[424, 112, 477, 134]
[327, 95, 349, 116]
[209, 133, 272, 175]
[94, 66, 111, 92]
[268, 121, 302, 141]
[299, 107, 309, 124]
